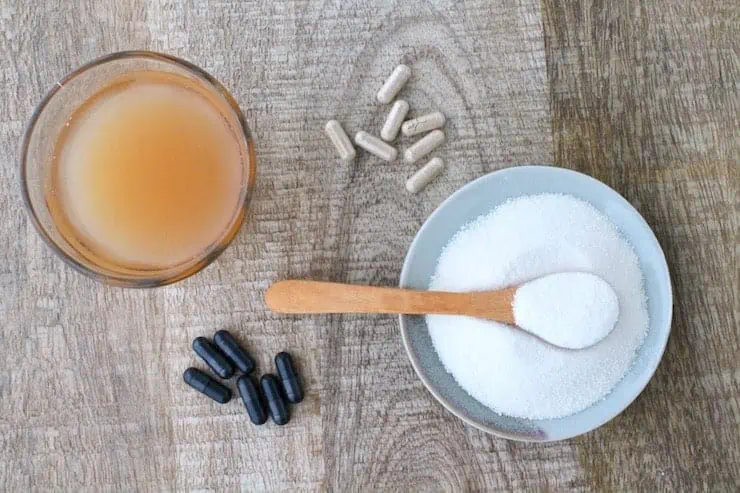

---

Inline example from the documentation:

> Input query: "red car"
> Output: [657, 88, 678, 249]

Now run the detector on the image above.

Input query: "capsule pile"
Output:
[325, 64, 447, 194]
[183, 329, 303, 426]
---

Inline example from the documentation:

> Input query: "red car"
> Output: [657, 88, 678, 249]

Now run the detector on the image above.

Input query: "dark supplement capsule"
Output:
[260, 374, 289, 425]
[214, 330, 256, 374]
[237, 375, 267, 425]
[192, 337, 234, 379]
[183, 368, 232, 404]
[275, 351, 304, 403]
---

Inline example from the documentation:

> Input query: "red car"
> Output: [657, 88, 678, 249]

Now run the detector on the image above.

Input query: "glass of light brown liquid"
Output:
[21, 51, 255, 287]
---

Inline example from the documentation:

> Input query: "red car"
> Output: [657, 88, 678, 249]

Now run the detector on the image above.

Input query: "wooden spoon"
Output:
[266, 279, 517, 323]
[265, 273, 619, 350]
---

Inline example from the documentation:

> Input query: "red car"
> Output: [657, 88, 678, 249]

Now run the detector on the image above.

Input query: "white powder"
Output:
[427, 193, 649, 419]
[513, 272, 620, 350]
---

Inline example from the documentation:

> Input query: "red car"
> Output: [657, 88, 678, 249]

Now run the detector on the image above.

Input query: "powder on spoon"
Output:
[513, 272, 620, 350]
[427, 193, 648, 420]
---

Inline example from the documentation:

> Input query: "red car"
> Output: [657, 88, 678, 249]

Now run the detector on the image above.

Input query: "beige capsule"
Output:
[406, 157, 445, 193]
[377, 64, 411, 104]
[380, 100, 410, 142]
[401, 111, 446, 137]
[325, 120, 356, 161]
[404, 130, 445, 164]
[355, 131, 398, 161]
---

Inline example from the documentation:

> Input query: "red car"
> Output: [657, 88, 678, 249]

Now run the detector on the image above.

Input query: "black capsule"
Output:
[183, 368, 232, 404]
[260, 374, 289, 425]
[192, 337, 234, 379]
[275, 351, 304, 403]
[213, 330, 256, 374]
[237, 375, 267, 425]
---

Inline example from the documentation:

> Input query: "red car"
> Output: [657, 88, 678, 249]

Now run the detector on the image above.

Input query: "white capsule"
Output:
[380, 100, 410, 142]
[406, 157, 445, 194]
[355, 131, 398, 161]
[401, 111, 446, 137]
[325, 120, 356, 161]
[404, 129, 445, 164]
[377, 65, 411, 104]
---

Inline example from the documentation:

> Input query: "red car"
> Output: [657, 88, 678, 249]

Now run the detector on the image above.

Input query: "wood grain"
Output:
[543, 1, 740, 490]
[0, 0, 737, 491]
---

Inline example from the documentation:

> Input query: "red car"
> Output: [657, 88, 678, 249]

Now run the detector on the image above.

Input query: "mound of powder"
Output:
[512, 272, 620, 350]
[427, 193, 649, 419]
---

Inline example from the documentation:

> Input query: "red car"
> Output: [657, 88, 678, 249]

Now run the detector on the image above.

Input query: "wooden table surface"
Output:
[1, 1, 738, 491]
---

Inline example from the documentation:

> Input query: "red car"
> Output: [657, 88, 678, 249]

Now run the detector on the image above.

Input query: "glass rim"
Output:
[19, 50, 256, 288]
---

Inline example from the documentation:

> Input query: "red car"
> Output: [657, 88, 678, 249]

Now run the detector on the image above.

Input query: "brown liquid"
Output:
[47, 71, 245, 270]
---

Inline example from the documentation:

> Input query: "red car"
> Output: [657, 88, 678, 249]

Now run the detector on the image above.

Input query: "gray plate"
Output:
[399, 165, 673, 442]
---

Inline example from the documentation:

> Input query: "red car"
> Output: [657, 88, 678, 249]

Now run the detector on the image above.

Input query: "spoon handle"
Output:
[265, 280, 516, 323]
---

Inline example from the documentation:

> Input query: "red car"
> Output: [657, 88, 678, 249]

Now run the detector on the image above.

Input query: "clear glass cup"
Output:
[20, 51, 256, 287]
